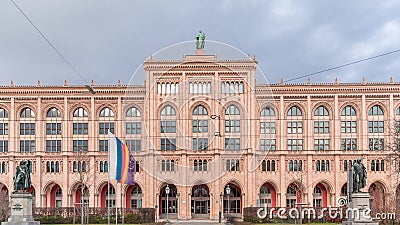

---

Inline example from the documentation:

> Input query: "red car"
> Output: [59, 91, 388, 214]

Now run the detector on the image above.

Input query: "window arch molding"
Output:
[395, 105, 400, 115]
[367, 103, 386, 117]
[260, 105, 278, 117]
[0, 105, 10, 118]
[69, 105, 90, 119]
[339, 103, 360, 116]
[223, 102, 243, 117]
[97, 105, 116, 118]
[124, 105, 143, 118]
[18, 105, 36, 118]
[285, 103, 305, 118]
[312, 103, 332, 118]
[257, 180, 279, 194]
[44, 105, 63, 118]
[190, 102, 210, 117]
[159, 103, 178, 117]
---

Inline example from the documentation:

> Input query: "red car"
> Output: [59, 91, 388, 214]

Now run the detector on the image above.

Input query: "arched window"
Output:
[371, 160, 375, 171]
[261, 160, 266, 171]
[225, 105, 240, 115]
[51, 161, 55, 173]
[0, 108, 8, 118]
[20, 107, 35, 118]
[267, 160, 271, 171]
[375, 160, 380, 171]
[321, 160, 325, 171]
[326, 160, 330, 171]
[261, 106, 276, 116]
[289, 160, 293, 171]
[344, 160, 347, 171]
[316, 160, 320, 171]
[130, 185, 142, 208]
[314, 106, 329, 116]
[193, 105, 208, 115]
[286, 186, 297, 207]
[340, 184, 347, 196]
[55, 187, 62, 207]
[46, 108, 61, 117]
[1, 162, 6, 173]
[45, 107, 62, 152]
[341, 105, 356, 116]
[203, 160, 207, 171]
[313, 106, 330, 151]
[271, 160, 276, 171]
[194, 160, 198, 171]
[397, 107, 400, 115]
[126, 107, 141, 117]
[287, 106, 302, 116]
[369, 105, 384, 115]
[381, 160, 385, 171]
[106, 186, 116, 207]
[125, 106, 141, 151]
[100, 107, 114, 117]
[46, 161, 50, 173]
[161, 105, 176, 116]
[313, 186, 323, 207]
[341, 105, 357, 151]
[192, 105, 209, 150]
[73, 107, 88, 117]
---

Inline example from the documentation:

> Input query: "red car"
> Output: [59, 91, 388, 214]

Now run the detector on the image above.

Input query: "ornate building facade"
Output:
[0, 53, 399, 220]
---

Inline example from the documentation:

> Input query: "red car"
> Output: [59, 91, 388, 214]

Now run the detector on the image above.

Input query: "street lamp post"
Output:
[165, 185, 170, 225]
[219, 192, 223, 223]
[226, 185, 231, 225]
[176, 193, 180, 223]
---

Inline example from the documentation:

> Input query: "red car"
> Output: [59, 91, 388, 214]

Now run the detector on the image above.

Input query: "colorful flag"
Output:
[108, 132, 135, 185]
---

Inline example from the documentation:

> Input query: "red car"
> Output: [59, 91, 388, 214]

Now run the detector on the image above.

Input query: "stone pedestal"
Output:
[342, 192, 378, 225]
[2, 193, 40, 225]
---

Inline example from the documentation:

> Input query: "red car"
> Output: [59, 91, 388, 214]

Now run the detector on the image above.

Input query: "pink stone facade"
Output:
[0, 54, 399, 220]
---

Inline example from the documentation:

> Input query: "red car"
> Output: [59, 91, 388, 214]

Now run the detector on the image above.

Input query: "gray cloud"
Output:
[0, 0, 399, 86]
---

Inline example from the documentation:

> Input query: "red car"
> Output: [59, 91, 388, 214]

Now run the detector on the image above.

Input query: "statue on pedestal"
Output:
[196, 30, 205, 49]
[13, 161, 31, 192]
[352, 158, 367, 193]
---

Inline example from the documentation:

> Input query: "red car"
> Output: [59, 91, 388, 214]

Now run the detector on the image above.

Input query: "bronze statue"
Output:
[196, 30, 205, 49]
[13, 161, 31, 192]
[352, 158, 367, 193]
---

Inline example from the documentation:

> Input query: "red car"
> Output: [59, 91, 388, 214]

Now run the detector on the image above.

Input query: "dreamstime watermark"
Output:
[257, 198, 396, 221]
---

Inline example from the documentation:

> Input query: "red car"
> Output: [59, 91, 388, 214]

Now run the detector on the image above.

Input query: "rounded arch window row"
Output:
[221, 81, 244, 94]
[189, 81, 211, 94]
[260, 104, 393, 118]
[45, 161, 61, 173]
[315, 160, 330, 172]
[157, 82, 179, 95]
[1, 103, 398, 120]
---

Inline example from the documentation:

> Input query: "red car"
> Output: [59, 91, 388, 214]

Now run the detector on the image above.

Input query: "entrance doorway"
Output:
[191, 185, 210, 218]
[159, 184, 178, 219]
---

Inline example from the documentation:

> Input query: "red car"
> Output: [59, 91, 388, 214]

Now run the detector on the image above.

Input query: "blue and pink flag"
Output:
[108, 132, 135, 185]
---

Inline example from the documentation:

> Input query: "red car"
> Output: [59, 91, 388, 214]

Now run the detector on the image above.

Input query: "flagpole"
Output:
[108, 130, 111, 225]
[116, 182, 118, 225]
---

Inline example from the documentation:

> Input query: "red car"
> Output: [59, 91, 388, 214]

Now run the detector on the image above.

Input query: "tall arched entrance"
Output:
[191, 185, 210, 218]
[72, 184, 89, 208]
[159, 184, 177, 219]
[259, 182, 276, 208]
[126, 184, 142, 209]
[45, 183, 62, 207]
[369, 182, 385, 213]
[223, 183, 241, 216]
[100, 184, 115, 208]
[313, 183, 328, 208]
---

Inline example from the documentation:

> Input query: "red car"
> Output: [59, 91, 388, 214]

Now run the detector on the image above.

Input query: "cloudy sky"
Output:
[1, 0, 400, 86]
